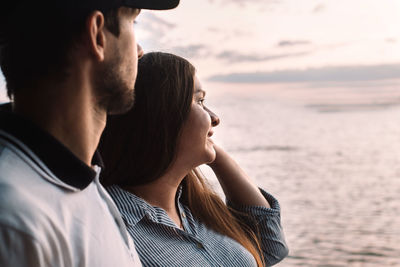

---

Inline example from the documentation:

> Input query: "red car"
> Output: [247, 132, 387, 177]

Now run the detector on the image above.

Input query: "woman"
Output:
[99, 52, 288, 266]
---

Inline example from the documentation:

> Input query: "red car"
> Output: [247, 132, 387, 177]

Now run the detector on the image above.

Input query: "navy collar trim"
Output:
[0, 103, 103, 189]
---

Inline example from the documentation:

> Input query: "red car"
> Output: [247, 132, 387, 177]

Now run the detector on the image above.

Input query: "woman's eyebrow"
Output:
[195, 89, 206, 96]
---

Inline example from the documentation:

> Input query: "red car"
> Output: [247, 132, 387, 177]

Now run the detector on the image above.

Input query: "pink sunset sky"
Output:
[1, 0, 400, 101]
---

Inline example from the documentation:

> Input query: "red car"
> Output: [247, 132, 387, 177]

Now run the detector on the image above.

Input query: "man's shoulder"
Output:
[0, 139, 40, 179]
[0, 137, 59, 196]
[0, 145, 84, 265]
[0, 146, 63, 238]
[0, 131, 140, 267]
[0, 137, 73, 242]
[0, 164, 78, 266]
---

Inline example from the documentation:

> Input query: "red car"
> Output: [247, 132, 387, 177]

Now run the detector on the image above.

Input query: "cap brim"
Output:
[124, 0, 180, 10]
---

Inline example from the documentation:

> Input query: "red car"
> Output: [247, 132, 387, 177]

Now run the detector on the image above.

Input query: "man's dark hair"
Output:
[99, 52, 195, 186]
[0, 2, 121, 99]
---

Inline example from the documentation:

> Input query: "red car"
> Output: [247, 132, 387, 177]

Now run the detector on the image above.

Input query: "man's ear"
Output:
[86, 11, 106, 62]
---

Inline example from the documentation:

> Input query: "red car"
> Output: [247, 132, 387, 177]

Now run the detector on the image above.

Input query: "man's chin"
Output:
[106, 91, 135, 115]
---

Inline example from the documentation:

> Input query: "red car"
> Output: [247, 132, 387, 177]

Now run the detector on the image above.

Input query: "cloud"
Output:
[228, 0, 278, 2]
[307, 102, 400, 113]
[135, 12, 179, 52]
[208, 0, 280, 7]
[209, 0, 275, 3]
[138, 12, 175, 37]
[216, 50, 312, 63]
[207, 27, 221, 33]
[312, 4, 325, 13]
[169, 44, 208, 58]
[277, 40, 312, 47]
[208, 63, 400, 83]
[386, 38, 397, 43]
[142, 12, 175, 29]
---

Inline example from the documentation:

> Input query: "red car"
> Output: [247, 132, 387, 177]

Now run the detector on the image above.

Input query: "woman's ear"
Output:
[86, 11, 106, 62]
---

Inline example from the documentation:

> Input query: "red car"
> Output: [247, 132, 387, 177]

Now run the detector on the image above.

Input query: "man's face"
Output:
[96, 8, 142, 115]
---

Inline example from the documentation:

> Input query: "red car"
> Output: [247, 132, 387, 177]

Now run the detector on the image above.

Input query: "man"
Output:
[0, 0, 179, 266]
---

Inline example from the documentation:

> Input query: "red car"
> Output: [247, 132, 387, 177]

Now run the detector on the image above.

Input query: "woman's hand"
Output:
[208, 144, 270, 208]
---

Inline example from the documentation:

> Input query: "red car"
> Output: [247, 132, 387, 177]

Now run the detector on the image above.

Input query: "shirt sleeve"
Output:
[227, 188, 289, 266]
[0, 225, 46, 267]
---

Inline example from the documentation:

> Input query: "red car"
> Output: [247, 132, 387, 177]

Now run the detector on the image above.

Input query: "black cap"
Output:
[119, 0, 180, 10]
[75, 0, 180, 11]
[0, 0, 180, 45]
[1, 0, 179, 12]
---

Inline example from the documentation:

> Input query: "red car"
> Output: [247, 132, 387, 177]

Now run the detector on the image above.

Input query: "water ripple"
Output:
[231, 145, 299, 153]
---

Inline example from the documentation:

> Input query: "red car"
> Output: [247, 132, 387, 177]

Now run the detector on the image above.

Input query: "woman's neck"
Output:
[125, 165, 189, 228]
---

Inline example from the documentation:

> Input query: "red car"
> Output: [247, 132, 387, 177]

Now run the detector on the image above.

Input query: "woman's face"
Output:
[177, 76, 220, 169]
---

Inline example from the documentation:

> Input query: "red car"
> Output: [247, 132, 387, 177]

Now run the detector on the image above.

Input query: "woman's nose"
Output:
[205, 107, 220, 127]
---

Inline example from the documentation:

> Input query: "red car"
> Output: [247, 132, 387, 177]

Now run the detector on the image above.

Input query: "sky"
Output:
[1, 0, 400, 101]
[134, 0, 400, 83]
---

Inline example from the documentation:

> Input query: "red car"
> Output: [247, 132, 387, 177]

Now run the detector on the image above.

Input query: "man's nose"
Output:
[137, 44, 144, 59]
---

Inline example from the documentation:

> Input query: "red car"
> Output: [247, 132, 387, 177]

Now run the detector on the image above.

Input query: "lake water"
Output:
[1, 78, 399, 266]
[202, 80, 400, 267]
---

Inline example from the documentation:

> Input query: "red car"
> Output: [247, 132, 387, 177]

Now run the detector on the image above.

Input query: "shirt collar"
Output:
[0, 102, 103, 189]
[107, 185, 185, 228]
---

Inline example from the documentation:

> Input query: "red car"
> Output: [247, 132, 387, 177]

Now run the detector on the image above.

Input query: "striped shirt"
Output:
[107, 185, 288, 266]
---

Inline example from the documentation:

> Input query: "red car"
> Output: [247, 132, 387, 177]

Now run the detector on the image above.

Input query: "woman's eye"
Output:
[197, 99, 205, 106]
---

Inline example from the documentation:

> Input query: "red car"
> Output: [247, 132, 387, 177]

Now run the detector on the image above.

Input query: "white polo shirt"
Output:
[0, 107, 142, 267]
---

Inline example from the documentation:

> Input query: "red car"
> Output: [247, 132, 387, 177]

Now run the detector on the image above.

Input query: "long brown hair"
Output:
[99, 52, 264, 266]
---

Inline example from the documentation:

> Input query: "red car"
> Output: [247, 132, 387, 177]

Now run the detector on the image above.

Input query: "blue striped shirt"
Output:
[107, 185, 288, 266]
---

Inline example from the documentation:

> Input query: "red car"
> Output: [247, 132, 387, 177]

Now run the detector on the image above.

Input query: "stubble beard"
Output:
[95, 51, 136, 115]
